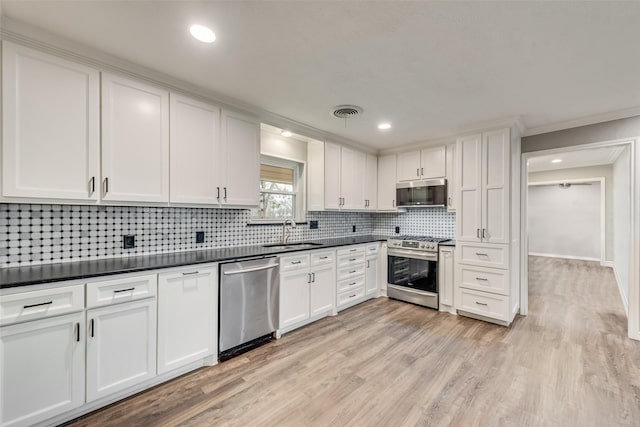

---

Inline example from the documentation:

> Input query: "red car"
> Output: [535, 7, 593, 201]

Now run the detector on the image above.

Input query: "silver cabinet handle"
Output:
[349, 282, 357, 286]
[319, 256, 329, 260]
[223, 263, 279, 275]
[392, 199, 395, 208]
[90, 318, 95, 337]
[349, 270, 356, 274]
[350, 249, 357, 252]
[76, 322, 80, 342]
[224, 187, 227, 200]
[113, 287, 135, 293]
[475, 252, 488, 256]
[416, 168, 420, 177]
[475, 277, 488, 281]
[482, 229, 487, 238]
[448, 196, 452, 206]
[349, 294, 357, 298]
[182, 271, 199, 276]
[307, 273, 311, 283]
[476, 228, 480, 238]
[291, 260, 302, 264]
[89, 176, 95, 197]
[23, 301, 53, 309]
[311, 272, 315, 283]
[367, 260, 370, 268]
[103, 177, 109, 196]
[421, 167, 424, 175]
[349, 258, 357, 261]
[217, 187, 220, 199]
[475, 301, 488, 306]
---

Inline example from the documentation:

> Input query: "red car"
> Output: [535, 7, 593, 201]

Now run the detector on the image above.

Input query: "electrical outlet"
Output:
[395, 226, 400, 234]
[196, 231, 205, 243]
[352, 225, 356, 232]
[309, 220, 319, 229]
[123, 234, 135, 249]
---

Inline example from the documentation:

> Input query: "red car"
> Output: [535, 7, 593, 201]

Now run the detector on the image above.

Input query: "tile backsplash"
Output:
[0, 204, 455, 267]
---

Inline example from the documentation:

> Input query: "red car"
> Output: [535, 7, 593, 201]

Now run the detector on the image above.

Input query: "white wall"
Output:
[528, 182, 601, 261]
[613, 146, 631, 310]
[529, 165, 613, 261]
[260, 130, 308, 163]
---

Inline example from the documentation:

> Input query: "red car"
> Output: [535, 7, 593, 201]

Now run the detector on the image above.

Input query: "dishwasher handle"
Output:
[223, 263, 280, 275]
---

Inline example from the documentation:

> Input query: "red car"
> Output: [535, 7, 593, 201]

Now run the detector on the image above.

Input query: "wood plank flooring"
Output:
[65, 256, 640, 426]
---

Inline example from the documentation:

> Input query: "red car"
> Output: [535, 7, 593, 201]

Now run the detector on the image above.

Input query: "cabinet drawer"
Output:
[337, 253, 365, 267]
[87, 274, 157, 308]
[337, 276, 365, 293]
[365, 243, 379, 256]
[279, 253, 310, 271]
[337, 264, 365, 281]
[337, 286, 365, 307]
[459, 265, 508, 295]
[0, 284, 84, 325]
[458, 243, 509, 269]
[456, 288, 509, 322]
[310, 250, 334, 266]
[337, 245, 365, 257]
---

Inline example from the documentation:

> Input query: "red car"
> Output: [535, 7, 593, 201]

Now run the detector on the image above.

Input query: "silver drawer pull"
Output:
[475, 252, 488, 256]
[350, 249, 357, 252]
[349, 270, 356, 273]
[349, 282, 357, 286]
[475, 277, 488, 281]
[475, 301, 488, 306]
[113, 287, 135, 293]
[349, 294, 357, 298]
[320, 256, 329, 260]
[182, 271, 199, 276]
[349, 258, 357, 261]
[23, 301, 53, 309]
[291, 260, 302, 264]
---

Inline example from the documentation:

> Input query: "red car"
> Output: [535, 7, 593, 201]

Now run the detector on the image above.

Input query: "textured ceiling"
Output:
[2, 1, 640, 149]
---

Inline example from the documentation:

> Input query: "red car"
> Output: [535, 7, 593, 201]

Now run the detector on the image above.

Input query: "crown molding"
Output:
[0, 16, 377, 154]
[522, 107, 640, 137]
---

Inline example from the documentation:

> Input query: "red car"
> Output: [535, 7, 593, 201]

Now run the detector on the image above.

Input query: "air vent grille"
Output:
[331, 105, 363, 119]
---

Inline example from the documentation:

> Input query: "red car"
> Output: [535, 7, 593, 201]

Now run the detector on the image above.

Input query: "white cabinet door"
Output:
[309, 265, 334, 317]
[420, 146, 446, 179]
[377, 154, 397, 211]
[396, 150, 421, 182]
[86, 298, 157, 401]
[279, 270, 310, 329]
[101, 73, 169, 203]
[482, 128, 510, 244]
[157, 267, 217, 375]
[220, 110, 260, 206]
[364, 153, 378, 209]
[457, 134, 482, 242]
[324, 142, 342, 209]
[2, 41, 100, 202]
[365, 256, 379, 296]
[1, 312, 85, 427]
[342, 147, 366, 210]
[169, 94, 221, 205]
[439, 247, 454, 307]
[445, 143, 457, 211]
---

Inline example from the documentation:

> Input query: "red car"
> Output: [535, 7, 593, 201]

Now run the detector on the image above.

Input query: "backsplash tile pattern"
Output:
[0, 204, 454, 267]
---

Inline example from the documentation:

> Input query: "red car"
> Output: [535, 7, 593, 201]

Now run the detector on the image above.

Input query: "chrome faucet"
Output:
[282, 218, 297, 243]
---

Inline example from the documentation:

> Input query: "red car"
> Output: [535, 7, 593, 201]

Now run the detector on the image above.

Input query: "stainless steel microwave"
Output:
[396, 179, 447, 207]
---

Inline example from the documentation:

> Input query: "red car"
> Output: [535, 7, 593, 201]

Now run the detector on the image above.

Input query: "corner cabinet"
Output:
[219, 110, 260, 207]
[101, 73, 169, 203]
[455, 128, 518, 326]
[1, 41, 100, 203]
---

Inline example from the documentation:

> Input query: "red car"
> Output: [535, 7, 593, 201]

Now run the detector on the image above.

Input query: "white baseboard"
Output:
[612, 265, 629, 316]
[601, 261, 614, 268]
[528, 252, 600, 262]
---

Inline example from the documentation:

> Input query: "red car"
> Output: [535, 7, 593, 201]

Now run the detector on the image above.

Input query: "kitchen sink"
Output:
[262, 242, 323, 249]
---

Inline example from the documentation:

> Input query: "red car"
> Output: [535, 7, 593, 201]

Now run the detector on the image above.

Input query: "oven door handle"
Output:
[388, 249, 437, 261]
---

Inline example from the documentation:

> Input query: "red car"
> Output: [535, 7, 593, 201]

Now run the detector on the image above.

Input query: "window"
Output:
[251, 156, 304, 222]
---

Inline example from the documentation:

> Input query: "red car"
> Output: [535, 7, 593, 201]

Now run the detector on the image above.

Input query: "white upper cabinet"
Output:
[101, 73, 169, 203]
[364, 153, 378, 209]
[169, 94, 221, 205]
[397, 146, 446, 182]
[324, 142, 342, 209]
[457, 128, 510, 244]
[323, 142, 368, 210]
[1, 41, 100, 202]
[377, 154, 397, 211]
[446, 143, 457, 211]
[220, 110, 260, 206]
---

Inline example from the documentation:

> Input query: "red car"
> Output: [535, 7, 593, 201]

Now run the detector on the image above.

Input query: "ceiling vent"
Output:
[331, 105, 363, 119]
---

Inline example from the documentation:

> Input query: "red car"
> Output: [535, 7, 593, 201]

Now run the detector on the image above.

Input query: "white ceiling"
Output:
[2, 1, 640, 150]
[527, 146, 624, 173]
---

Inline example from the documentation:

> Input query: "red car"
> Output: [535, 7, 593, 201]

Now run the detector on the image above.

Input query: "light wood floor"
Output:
[66, 256, 640, 426]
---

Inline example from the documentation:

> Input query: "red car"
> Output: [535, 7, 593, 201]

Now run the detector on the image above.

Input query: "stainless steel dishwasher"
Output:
[219, 256, 279, 360]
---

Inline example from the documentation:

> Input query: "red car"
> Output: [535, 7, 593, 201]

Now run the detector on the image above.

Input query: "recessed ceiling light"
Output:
[551, 159, 563, 164]
[378, 123, 391, 130]
[281, 130, 293, 137]
[190, 25, 216, 43]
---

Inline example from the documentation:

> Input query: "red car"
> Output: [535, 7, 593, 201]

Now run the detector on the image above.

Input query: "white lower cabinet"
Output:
[365, 244, 379, 297]
[336, 245, 367, 311]
[86, 298, 157, 401]
[1, 312, 85, 427]
[157, 266, 217, 375]
[279, 250, 336, 332]
[438, 246, 455, 312]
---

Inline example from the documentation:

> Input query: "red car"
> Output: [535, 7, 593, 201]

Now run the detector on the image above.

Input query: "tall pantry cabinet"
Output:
[455, 128, 519, 325]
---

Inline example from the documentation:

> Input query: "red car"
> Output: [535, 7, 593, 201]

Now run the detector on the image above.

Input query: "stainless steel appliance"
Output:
[219, 256, 279, 360]
[387, 236, 450, 309]
[396, 179, 447, 207]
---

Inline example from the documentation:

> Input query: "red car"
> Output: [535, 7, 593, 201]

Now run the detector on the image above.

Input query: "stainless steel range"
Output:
[387, 236, 450, 309]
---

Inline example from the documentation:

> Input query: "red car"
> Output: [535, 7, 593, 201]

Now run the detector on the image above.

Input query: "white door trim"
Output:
[520, 138, 639, 342]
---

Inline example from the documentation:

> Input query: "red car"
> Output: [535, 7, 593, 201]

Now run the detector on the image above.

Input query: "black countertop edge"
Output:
[1, 235, 399, 289]
[439, 240, 456, 246]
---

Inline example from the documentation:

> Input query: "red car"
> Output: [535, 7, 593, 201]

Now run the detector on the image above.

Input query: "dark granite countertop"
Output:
[0, 235, 391, 289]
[439, 240, 456, 247]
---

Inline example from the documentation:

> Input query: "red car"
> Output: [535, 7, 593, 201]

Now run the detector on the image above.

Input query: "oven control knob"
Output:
[429, 244, 434, 249]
